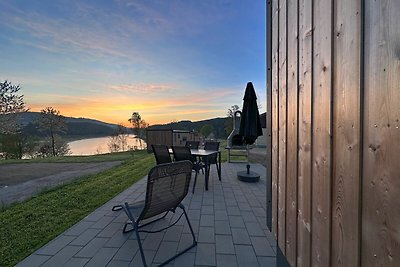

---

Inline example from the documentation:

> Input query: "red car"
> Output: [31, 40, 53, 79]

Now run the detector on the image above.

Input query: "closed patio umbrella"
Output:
[237, 82, 263, 182]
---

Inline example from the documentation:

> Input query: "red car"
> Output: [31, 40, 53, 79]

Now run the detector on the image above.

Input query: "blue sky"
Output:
[0, 0, 266, 125]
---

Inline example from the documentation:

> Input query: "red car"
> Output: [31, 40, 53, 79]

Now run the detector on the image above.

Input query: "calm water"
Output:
[68, 135, 146, 156]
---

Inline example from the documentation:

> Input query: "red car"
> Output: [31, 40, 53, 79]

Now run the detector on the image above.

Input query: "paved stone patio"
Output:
[17, 162, 277, 267]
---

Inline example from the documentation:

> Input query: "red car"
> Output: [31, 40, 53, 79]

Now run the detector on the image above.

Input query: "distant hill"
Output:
[148, 112, 266, 139]
[17, 112, 121, 138]
[12, 111, 266, 139]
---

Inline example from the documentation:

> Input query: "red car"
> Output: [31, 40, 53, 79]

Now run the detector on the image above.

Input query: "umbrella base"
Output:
[237, 171, 260, 183]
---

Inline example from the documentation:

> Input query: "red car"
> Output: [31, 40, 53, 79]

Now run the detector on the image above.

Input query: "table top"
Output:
[168, 148, 220, 156]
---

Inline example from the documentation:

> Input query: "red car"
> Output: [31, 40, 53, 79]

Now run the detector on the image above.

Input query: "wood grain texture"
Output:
[331, 0, 361, 266]
[362, 1, 400, 266]
[266, 0, 273, 232]
[278, 0, 288, 253]
[271, 0, 280, 240]
[297, 0, 312, 266]
[286, 0, 299, 265]
[311, 0, 333, 265]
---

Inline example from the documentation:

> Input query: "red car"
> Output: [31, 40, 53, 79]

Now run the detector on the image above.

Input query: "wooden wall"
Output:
[267, 0, 400, 266]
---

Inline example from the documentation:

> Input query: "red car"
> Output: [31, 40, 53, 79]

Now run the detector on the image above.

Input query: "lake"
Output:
[68, 135, 146, 156]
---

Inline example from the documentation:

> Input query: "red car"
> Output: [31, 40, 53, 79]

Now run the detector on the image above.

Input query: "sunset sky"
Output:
[0, 0, 266, 125]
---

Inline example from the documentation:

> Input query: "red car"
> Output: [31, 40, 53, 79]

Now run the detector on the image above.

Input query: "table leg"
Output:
[218, 152, 221, 181]
[205, 157, 209, 190]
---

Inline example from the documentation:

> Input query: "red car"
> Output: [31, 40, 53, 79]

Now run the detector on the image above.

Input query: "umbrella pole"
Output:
[246, 144, 250, 174]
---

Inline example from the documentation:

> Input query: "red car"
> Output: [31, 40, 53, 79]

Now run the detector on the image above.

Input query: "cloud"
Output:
[108, 83, 174, 93]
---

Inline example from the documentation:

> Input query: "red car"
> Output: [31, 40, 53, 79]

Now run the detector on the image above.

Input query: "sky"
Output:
[0, 0, 266, 126]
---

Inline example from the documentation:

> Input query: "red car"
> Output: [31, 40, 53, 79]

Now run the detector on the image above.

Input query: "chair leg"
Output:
[192, 169, 198, 193]
[157, 205, 197, 266]
[134, 222, 148, 267]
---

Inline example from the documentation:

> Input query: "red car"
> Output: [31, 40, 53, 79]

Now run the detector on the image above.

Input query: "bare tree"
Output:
[128, 112, 148, 149]
[37, 107, 68, 157]
[0, 80, 28, 134]
[107, 123, 129, 153]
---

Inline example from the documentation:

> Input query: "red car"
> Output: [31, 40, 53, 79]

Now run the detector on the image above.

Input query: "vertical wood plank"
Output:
[278, 0, 288, 253]
[271, 0, 280, 240]
[312, 0, 333, 265]
[297, 0, 312, 265]
[332, 0, 362, 266]
[266, 0, 273, 232]
[362, 1, 400, 266]
[286, 0, 299, 265]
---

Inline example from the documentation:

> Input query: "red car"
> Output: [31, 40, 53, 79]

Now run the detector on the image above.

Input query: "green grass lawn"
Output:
[0, 150, 155, 267]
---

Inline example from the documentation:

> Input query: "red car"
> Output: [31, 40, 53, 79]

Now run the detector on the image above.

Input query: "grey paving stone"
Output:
[235, 245, 258, 267]
[183, 218, 199, 234]
[64, 257, 90, 267]
[70, 228, 101, 246]
[201, 205, 214, 215]
[64, 220, 95, 236]
[75, 237, 109, 258]
[129, 250, 156, 266]
[246, 222, 266, 237]
[107, 259, 131, 267]
[189, 201, 202, 210]
[199, 214, 214, 227]
[216, 254, 238, 267]
[153, 241, 178, 264]
[250, 236, 276, 257]
[98, 222, 124, 238]
[164, 225, 183, 242]
[105, 230, 132, 248]
[215, 210, 228, 221]
[229, 215, 246, 228]
[257, 256, 276, 267]
[41, 245, 82, 267]
[84, 210, 109, 222]
[231, 228, 251, 245]
[202, 197, 214, 206]
[195, 243, 216, 266]
[85, 247, 118, 267]
[215, 220, 231, 235]
[241, 211, 258, 223]
[187, 209, 201, 220]
[142, 232, 165, 250]
[114, 239, 139, 261]
[227, 206, 241, 216]
[198, 227, 215, 243]
[252, 207, 266, 217]
[91, 215, 115, 229]
[36, 235, 75, 255]
[16, 254, 51, 267]
[215, 235, 235, 254]
[214, 201, 227, 210]
[173, 252, 195, 267]
[225, 199, 237, 207]
[177, 233, 197, 252]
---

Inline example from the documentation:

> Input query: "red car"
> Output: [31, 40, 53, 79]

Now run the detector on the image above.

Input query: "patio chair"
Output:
[172, 146, 201, 193]
[185, 140, 200, 149]
[203, 141, 220, 176]
[152, 144, 172, 164]
[120, 161, 197, 267]
[112, 144, 172, 212]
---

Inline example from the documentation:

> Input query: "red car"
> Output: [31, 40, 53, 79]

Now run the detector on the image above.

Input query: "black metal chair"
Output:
[112, 144, 172, 212]
[119, 161, 197, 267]
[152, 144, 172, 164]
[185, 140, 200, 149]
[203, 141, 220, 177]
[172, 146, 201, 193]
